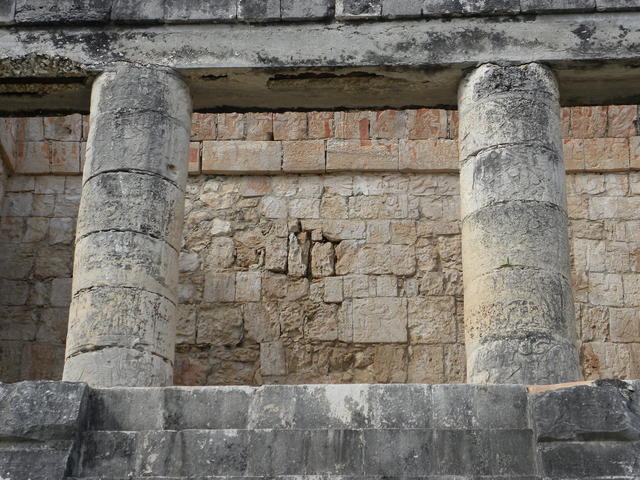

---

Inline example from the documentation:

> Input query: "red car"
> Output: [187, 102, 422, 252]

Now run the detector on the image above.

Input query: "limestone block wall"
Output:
[0, 106, 639, 385]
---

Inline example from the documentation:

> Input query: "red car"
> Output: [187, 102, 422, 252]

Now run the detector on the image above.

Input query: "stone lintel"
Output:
[2, 13, 640, 113]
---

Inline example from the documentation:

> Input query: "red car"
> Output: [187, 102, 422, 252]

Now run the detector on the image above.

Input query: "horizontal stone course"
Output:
[0, 381, 626, 478]
[9, 106, 639, 176]
[8, 0, 640, 26]
[531, 380, 640, 441]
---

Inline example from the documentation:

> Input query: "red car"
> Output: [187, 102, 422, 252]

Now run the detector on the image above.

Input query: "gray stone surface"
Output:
[532, 381, 640, 441]
[14, 0, 111, 23]
[164, 0, 237, 22]
[0, 381, 87, 480]
[64, 347, 174, 387]
[432, 384, 529, 429]
[281, 0, 333, 19]
[238, 0, 280, 20]
[71, 231, 179, 300]
[0, 380, 88, 441]
[462, 203, 570, 279]
[461, 0, 520, 14]
[0, 0, 15, 24]
[111, 0, 164, 22]
[521, 0, 596, 12]
[539, 441, 640, 477]
[1, 381, 640, 478]
[4, 14, 640, 113]
[5, 0, 640, 27]
[459, 146, 566, 217]
[336, 0, 383, 18]
[596, 0, 640, 10]
[63, 66, 191, 388]
[0, 445, 76, 480]
[381, 0, 422, 17]
[77, 172, 185, 249]
[459, 63, 580, 385]
[66, 287, 176, 362]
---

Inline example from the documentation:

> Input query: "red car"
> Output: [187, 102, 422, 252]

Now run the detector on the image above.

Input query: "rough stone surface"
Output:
[532, 380, 640, 441]
[0, 380, 88, 480]
[63, 66, 191, 388]
[459, 63, 581, 385]
[3, 108, 640, 386]
[164, 0, 236, 22]
[3, 381, 639, 478]
[281, 0, 333, 19]
[14, 0, 110, 23]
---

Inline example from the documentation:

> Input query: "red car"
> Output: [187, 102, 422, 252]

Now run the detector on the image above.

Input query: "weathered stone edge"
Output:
[2, 0, 639, 26]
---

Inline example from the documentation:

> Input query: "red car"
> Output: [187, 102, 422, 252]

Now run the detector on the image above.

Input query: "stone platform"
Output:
[1, 380, 639, 479]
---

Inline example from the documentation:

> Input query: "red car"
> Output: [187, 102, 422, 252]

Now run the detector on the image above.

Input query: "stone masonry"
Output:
[62, 66, 192, 387]
[1, 106, 640, 386]
[459, 63, 581, 384]
[2, 379, 640, 479]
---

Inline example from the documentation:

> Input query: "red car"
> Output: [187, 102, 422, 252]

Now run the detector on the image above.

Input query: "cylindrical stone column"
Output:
[458, 63, 581, 385]
[62, 66, 192, 387]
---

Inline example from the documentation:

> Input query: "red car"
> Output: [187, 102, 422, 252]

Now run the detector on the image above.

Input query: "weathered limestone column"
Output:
[458, 63, 581, 384]
[62, 66, 191, 387]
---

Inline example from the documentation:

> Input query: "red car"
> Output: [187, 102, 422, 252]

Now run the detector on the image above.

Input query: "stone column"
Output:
[62, 66, 191, 387]
[458, 63, 581, 385]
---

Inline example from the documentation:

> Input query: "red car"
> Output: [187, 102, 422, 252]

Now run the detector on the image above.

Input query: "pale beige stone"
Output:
[444, 344, 466, 383]
[343, 274, 375, 298]
[390, 220, 417, 244]
[376, 276, 397, 297]
[373, 344, 408, 383]
[320, 196, 348, 219]
[260, 340, 287, 376]
[206, 237, 235, 268]
[282, 140, 325, 173]
[589, 272, 624, 307]
[366, 220, 391, 243]
[399, 139, 458, 172]
[311, 242, 335, 278]
[324, 276, 344, 303]
[321, 220, 366, 241]
[352, 297, 407, 343]
[176, 304, 197, 344]
[623, 273, 640, 306]
[610, 308, 640, 342]
[259, 196, 288, 219]
[203, 272, 236, 303]
[210, 218, 232, 236]
[408, 345, 444, 383]
[179, 252, 200, 273]
[336, 243, 415, 276]
[289, 198, 320, 219]
[326, 139, 399, 172]
[243, 302, 279, 343]
[287, 232, 310, 277]
[235, 272, 262, 302]
[202, 141, 281, 174]
[304, 303, 339, 341]
[197, 305, 243, 346]
[408, 296, 456, 344]
[264, 235, 288, 273]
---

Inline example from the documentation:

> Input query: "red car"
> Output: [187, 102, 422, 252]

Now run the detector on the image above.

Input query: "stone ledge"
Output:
[3, 0, 640, 26]
[2, 380, 639, 478]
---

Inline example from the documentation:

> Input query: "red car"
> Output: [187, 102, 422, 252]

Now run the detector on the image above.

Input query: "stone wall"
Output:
[3, 379, 640, 479]
[1, 107, 639, 385]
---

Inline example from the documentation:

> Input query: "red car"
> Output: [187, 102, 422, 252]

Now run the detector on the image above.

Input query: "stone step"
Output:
[88, 383, 530, 432]
[75, 428, 536, 478]
[70, 477, 550, 480]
